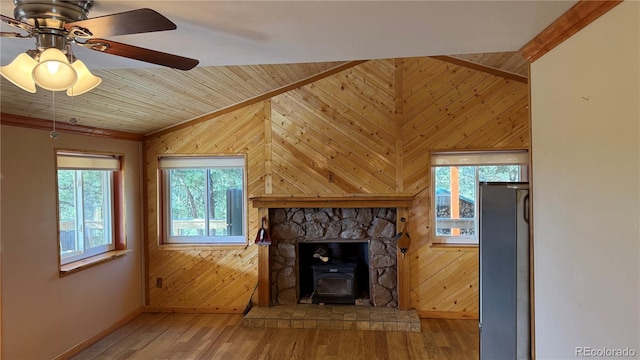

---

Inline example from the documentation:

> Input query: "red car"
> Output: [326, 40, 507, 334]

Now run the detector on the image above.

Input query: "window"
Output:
[432, 150, 528, 244]
[159, 156, 247, 245]
[57, 151, 121, 264]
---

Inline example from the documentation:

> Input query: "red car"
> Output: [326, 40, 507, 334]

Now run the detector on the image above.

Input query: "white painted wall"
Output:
[531, 2, 640, 359]
[0, 125, 144, 359]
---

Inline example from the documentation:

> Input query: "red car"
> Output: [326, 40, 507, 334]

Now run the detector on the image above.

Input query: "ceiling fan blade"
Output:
[85, 39, 199, 70]
[0, 31, 30, 38]
[1, 14, 34, 35]
[65, 8, 176, 38]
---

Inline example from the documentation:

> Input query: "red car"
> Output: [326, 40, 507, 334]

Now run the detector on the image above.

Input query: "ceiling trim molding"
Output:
[520, 0, 623, 62]
[145, 60, 367, 140]
[0, 113, 144, 141]
[430, 56, 528, 84]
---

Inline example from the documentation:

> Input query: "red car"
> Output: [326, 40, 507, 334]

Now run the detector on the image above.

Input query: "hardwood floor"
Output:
[71, 313, 479, 360]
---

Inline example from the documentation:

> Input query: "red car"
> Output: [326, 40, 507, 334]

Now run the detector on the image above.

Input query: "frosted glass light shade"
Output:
[32, 48, 77, 91]
[2, 48, 101, 95]
[0, 53, 38, 93]
[67, 59, 102, 96]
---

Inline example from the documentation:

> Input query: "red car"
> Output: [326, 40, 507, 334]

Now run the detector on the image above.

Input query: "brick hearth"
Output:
[243, 305, 421, 332]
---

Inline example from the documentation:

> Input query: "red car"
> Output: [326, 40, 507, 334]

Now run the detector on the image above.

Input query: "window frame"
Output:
[58, 169, 115, 263]
[158, 155, 248, 246]
[55, 149, 126, 271]
[431, 150, 529, 245]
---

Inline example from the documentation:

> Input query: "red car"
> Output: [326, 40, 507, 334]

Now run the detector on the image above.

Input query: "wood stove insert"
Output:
[312, 262, 357, 304]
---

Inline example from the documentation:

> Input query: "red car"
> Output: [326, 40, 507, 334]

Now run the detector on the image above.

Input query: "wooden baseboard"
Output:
[417, 310, 479, 320]
[144, 306, 244, 314]
[53, 306, 144, 360]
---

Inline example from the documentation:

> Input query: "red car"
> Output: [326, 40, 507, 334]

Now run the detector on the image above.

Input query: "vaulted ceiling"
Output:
[0, 1, 576, 135]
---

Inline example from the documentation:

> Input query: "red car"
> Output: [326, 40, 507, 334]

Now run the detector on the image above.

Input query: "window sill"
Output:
[430, 242, 479, 251]
[158, 244, 247, 251]
[59, 250, 131, 277]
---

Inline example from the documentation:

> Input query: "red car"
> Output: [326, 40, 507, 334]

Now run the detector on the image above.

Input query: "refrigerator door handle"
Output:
[523, 194, 530, 224]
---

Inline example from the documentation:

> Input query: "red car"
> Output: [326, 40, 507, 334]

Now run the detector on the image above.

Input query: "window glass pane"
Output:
[82, 171, 111, 248]
[433, 151, 527, 244]
[435, 166, 475, 237]
[458, 166, 476, 236]
[163, 156, 247, 244]
[58, 168, 114, 264]
[208, 168, 243, 236]
[58, 170, 79, 256]
[169, 169, 207, 236]
[478, 165, 521, 182]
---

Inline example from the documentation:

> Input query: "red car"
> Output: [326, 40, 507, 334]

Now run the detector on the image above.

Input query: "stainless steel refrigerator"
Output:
[479, 182, 530, 360]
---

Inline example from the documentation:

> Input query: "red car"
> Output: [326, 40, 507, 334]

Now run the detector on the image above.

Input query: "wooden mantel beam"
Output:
[250, 194, 415, 209]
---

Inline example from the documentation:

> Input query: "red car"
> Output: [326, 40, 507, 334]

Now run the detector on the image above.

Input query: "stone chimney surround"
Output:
[250, 194, 414, 310]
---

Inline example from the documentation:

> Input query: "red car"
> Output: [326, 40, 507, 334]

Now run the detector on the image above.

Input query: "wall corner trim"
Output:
[431, 56, 528, 84]
[520, 0, 623, 62]
[1, 113, 144, 141]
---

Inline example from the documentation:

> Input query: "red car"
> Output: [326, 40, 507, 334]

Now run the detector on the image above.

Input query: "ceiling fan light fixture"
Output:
[67, 59, 101, 96]
[0, 52, 38, 93]
[32, 48, 77, 91]
[2, 4, 197, 96]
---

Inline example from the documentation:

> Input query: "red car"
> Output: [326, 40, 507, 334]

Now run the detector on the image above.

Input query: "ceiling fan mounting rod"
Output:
[14, 0, 93, 29]
[35, 31, 68, 52]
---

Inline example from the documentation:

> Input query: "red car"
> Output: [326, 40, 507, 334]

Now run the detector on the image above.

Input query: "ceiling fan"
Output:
[0, 0, 199, 95]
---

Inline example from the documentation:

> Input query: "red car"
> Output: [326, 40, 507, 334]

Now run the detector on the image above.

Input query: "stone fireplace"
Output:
[269, 207, 399, 307]
[250, 194, 414, 310]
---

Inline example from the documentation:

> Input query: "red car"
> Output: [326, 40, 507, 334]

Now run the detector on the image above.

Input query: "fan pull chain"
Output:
[50, 91, 59, 139]
[69, 88, 78, 124]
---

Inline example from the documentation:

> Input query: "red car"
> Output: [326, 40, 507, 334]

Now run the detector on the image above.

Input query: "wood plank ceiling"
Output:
[0, 52, 527, 135]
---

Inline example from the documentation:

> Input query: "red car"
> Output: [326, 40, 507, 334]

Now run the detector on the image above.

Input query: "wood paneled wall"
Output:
[401, 57, 529, 318]
[144, 56, 530, 316]
[271, 59, 398, 194]
[145, 102, 266, 312]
